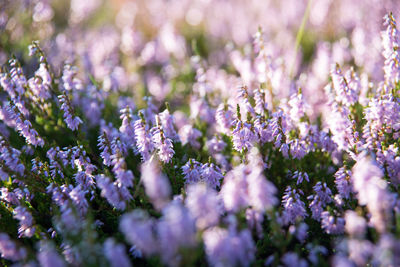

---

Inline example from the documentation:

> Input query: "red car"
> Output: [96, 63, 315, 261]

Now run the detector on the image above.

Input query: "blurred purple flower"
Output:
[179, 124, 202, 149]
[203, 226, 255, 267]
[141, 159, 171, 210]
[37, 242, 66, 267]
[186, 183, 221, 229]
[120, 210, 158, 256]
[0, 233, 27, 261]
[104, 238, 132, 267]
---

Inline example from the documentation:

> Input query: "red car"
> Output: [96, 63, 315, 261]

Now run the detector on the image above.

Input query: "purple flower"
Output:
[267, 111, 288, 149]
[31, 2, 54, 23]
[237, 85, 255, 117]
[331, 64, 358, 106]
[321, 211, 345, 234]
[0, 188, 20, 205]
[200, 163, 223, 189]
[0, 233, 27, 261]
[313, 182, 333, 204]
[70, 146, 96, 189]
[62, 64, 82, 92]
[373, 233, 400, 266]
[47, 184, 71, 208]
[182, 159, 202, 184]
[69, 185, 88, 215]
[141, 159, 171, 210]
[294, 223, 309, 243]
[37, 242, 66, 267]
[206, 136, 226, 155]
[281, 252, 308, 267]
[179, 124, 202, 149]
[7, 103, 44, 147]
[73, 171, 95, 190]
[190, 96, 215, 124]
[325, 100, 352, 151]
[141, 97, 158, 124]
[156, 201, 196, 266]
[308, 182, 332, 220]
[8, 59, 26, 97]
[134, 116, 154, 161]
[203, 226, 255, 267]
[151, 120, 175, 164]
[13, 206, 35, 238]
[232, 119, 257, 153]
[334, 167, 353, 199]
[253, 88, 268, 116]
[46, 147, 65, 178]
[363, 95, 400, 156]
[77, 85, 104, 126]
[377, 144, 400, 185]
[308, 196, 324, 221]
[96, 174, 132, 210]
[0, 72, 21, 100]
[58, 94, 82, 131]
[60, 242, 80, 265]
[288, 89, 308, 123]
[118, 96, 136, 112]
[58, 206, 81, 232]
[119, 106, 136, 149]
[352, 155, 393, 233]
[282, 186, 307, 225]
[0, 135, 25, 178]
[158, 108, 178, 141]
[129, 245, 142, 259]
[280, 143, 289, 158]
[292, 171, 309, 185]
[289, 139, 307, 159]
[103, 238, 132, 267]
[28, 63, 51, 101]
[220, 165, 248, 212]
[345, 210, 366, 237]
[347, 239, 374, 266]
[247, 148, 277, 211]
[382, 13, 400, 85]
[215, 103, 234, 134]
[98, 133, 112, 166]
[111, 138, 135, 188]
[254, 116, 271, 144]
[247, 171, 277, 212]
[120, 210, 158, 256]
[185, 183, 221, 229]
[145, 72, 171, 101]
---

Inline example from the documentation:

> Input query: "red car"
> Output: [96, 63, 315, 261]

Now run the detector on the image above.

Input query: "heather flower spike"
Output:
[111, 138, 135, 188]
[159, 102, 178, 141]
[120, 106, 136, 148]
[152, 115, 174, 163]
[58, 93, 82, 131]
[134, 112, 154, 161]
[382, 12, 400, 85]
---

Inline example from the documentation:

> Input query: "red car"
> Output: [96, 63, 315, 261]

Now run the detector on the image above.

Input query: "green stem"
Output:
[290, 0, 313, 78]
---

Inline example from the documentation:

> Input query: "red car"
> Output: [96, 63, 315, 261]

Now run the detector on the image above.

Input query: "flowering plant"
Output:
[1, 1, 400, 266]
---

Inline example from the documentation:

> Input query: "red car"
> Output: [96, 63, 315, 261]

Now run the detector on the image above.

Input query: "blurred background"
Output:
[1, 0, 400, 115]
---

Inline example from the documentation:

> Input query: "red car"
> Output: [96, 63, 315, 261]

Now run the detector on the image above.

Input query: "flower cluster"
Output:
[1, 1, 400, 266]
